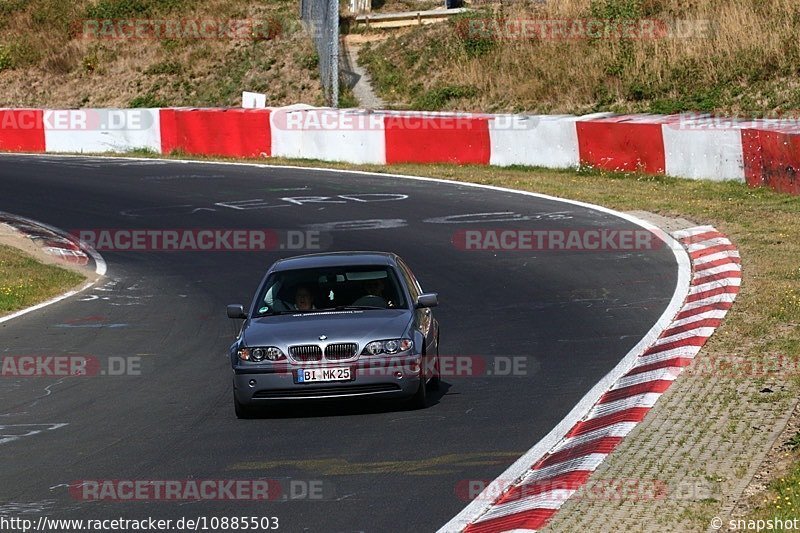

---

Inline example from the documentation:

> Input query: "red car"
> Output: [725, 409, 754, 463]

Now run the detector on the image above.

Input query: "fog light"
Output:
[394, 371, 403, 379]
[248, 379, 256, 387]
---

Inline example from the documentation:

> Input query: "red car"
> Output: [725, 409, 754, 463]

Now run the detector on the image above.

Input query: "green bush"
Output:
[0, 41, 39, 70]
[30, 0, 78, 34]
[412, 85, 478, 110]
[145, 60, 182, 75]
[86, 0, 152, 19]
[85, 0, 189, 20]
[338, 85, 358, 108]
[589, 0, 643, 21]
[129, 92, 166, 107]
[82, 50, 99, 73]
[451, 11, 496, 58]
[300, 50, 318, 71]
[359, 47, 403, 95]
[0, 45, 11, 70]
[0, 0, 28, 16]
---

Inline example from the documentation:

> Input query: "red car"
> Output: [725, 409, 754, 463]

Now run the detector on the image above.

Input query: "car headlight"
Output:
[361, 338, 413, 356]
[238, 346, 285, 362]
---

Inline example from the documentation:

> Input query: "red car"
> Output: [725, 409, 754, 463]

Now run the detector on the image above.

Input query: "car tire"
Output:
[428, 354, 441, 390]
[234, 393, 256, 419]
[407, 375, 428, 410]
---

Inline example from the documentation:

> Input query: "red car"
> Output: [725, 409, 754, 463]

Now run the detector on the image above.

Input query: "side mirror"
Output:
[227, 304, 247, 319]
[415, 293, 438, 309]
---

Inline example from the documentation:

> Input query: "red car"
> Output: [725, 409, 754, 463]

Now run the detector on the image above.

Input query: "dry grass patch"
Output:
[365, 0, 443, 12]
[360, 0, 800, 115]
[0, 0, 323, 107]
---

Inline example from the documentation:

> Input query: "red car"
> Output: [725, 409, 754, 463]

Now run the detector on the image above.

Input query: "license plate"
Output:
[296, 367, 351, 383]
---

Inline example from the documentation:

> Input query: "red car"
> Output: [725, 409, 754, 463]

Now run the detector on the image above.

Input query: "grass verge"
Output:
[751, 426, 800, 527]
[754, 466, 800, 526]
[0, 243, 86, 314]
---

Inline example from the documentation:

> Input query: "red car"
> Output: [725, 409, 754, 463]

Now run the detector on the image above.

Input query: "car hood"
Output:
[242, 309, 413, 349]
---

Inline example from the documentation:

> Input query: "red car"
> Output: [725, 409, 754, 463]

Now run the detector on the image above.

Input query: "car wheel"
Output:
[428, 353, 441, 390]
[407, 375, 428, 410]
[234, 393, 256, 419]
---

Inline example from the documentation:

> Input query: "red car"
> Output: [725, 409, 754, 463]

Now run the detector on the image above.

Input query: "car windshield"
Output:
[253, 265, 407, 316]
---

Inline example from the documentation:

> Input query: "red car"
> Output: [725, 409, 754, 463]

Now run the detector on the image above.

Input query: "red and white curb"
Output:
[441, 225, 741, 532]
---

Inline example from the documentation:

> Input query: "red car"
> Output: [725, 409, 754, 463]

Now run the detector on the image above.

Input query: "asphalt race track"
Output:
[0, 155, 677, 532]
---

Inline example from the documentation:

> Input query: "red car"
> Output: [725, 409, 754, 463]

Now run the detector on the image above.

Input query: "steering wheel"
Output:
[351, 295, 388, 308]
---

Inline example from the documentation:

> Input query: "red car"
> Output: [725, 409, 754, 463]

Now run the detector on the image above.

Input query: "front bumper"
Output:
[233, 354, 423, 404]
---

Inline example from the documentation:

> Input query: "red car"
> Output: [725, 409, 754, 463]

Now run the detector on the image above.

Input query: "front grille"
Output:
[324, 342, 358, 360]
[290, 344, 322, 362]
[253, 383, 401, 399]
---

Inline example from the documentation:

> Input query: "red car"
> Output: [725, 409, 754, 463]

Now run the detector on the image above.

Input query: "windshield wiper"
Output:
[324, 305, 386, 311]
[259, 306, 386, 316]
[255, 310, 291, 317]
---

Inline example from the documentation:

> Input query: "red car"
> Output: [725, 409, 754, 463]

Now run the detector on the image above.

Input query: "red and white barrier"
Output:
[269, 108, 386, 164]
[489, 115, 580, 168]
[2, 105, 800, 195]
[0, 109, 45, 152]
[662, 118, 746, 182]
[44, 109, 162, 154]
[160, 108, 271, 158]
[576, 114, 667, 174]
[742, 123, 800, 195]
[382, 111, 491, 165]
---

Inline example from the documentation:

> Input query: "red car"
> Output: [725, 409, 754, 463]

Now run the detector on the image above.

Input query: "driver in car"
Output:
[293, 285, 315, 311]
[363, 278, 395, 308]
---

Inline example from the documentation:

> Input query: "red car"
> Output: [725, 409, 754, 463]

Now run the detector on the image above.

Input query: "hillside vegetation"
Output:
[358, 0, 800, 116]
[0, 0, 323, 107]
[2, 0, 797, 114]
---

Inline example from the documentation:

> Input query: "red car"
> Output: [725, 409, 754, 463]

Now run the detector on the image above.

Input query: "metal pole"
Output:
[331, 0, 339, 108]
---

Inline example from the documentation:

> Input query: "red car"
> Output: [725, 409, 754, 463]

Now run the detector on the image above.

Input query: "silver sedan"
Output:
[226, 252, 441, 418]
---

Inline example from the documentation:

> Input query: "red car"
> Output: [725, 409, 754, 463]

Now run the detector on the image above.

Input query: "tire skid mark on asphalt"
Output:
[0, 423, 68, 445]
[0, 500, 56, 514]
[77, 278, 153, 307]
[228, 452, 524, 477]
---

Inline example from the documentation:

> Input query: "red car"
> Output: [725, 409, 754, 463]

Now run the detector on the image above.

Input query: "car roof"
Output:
[271, 251, 399, 272]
